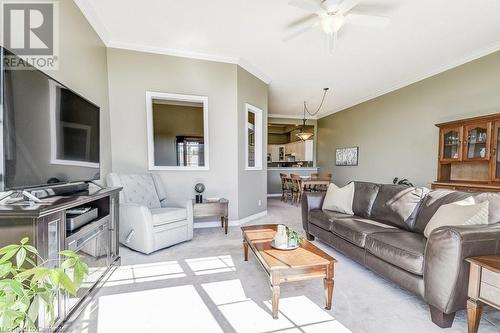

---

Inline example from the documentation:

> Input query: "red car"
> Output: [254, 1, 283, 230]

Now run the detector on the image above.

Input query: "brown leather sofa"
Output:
[301, 181, 500, 328]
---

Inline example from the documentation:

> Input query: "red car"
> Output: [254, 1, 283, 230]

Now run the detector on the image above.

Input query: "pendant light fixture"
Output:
[296, 88, 330, 141]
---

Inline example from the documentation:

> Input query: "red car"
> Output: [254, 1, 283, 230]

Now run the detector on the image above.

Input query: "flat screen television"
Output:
[0, 47, 100, 191]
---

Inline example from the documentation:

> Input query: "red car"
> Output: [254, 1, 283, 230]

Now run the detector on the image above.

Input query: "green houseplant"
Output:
[286, 227, 304, 247]
[392, 177, 414, 187]
[0, 237, 88, 332]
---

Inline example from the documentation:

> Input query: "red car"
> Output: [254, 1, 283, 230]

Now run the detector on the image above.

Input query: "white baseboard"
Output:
[267, 193, 281, 197]
[237, 210, 268, 225]
[193, 210, 268, 229]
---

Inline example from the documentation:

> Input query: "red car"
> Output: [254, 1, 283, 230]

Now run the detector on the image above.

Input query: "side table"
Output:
[466, 256, 500, 333]
[193, 198, 229, 234]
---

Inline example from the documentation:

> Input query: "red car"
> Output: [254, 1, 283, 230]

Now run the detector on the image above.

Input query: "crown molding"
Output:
[106, 41, 272, 84]
[238, 58, 272, 84]
[75, 0, 271, 84]
[316, 41, 500, 119]
[107, 40, 239, 64]
[73, 0, 110, 44]
[268, 113, 317, 120]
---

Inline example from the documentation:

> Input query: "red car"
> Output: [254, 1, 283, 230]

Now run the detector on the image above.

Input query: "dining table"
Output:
[286, 175, 331, 189]
[282, 174, 331, 205]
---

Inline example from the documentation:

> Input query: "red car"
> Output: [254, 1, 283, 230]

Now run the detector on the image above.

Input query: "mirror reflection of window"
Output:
[151, 98, 206, 168]
[245, 104, 263, 170]
[248, 111, 255, 167]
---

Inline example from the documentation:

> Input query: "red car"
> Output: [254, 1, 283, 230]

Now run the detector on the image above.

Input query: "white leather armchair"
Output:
[106, 173, 193, 254]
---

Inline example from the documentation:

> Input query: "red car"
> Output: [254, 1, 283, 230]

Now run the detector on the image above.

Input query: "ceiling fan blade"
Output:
[288, 0, 322, 12]
[283, 21, 320, 42]
[345, 13, 390, 28]
[338, 0, 360, 15]
[287, 13, 319, 29]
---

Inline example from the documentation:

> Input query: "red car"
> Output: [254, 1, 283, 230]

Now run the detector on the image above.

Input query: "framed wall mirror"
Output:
[146, 92, 209, 170]
[245, 103, 263, 170]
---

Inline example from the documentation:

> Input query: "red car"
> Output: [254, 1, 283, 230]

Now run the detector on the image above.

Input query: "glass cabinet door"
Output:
[492, 123, 500, 181]
[464, 122, 491, 160]
[440, 127, 462, 161]
[36, 212, 65, 330]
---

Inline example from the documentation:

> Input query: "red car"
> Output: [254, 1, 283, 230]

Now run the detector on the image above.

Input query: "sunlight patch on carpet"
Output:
[104, 261, 185, 286]
[96, 285, 222, 333]
[185, 255, 236, 275]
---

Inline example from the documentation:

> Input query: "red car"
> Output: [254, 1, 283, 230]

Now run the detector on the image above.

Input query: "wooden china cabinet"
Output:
[432, 113, 500, 192]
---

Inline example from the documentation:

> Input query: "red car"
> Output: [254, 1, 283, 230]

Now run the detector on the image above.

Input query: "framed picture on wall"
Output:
[336, 147, 359, 166]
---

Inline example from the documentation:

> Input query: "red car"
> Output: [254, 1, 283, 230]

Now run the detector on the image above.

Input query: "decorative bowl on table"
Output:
[271, 239, 300, 250]
[271, 225, 303, 250]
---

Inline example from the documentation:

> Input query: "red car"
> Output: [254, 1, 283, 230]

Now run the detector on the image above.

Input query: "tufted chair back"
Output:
[106, 173, 166, 209]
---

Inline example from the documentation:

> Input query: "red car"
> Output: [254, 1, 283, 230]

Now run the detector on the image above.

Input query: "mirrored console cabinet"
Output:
[433, 113, 500, 192]
[0, 187, 121, 331]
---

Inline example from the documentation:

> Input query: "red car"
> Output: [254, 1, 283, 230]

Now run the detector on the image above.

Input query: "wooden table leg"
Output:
[467, 299, 482, 333]
[271, 272, 280, 319]
[220, 216, 224, 228]
[324, 263, 334, 310]
[224, 216, 228, 234]
[243, 240, 249, 261]
[271, 284, 280, 319]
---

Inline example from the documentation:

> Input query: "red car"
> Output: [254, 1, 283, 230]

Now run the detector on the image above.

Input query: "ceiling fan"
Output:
[284, 0, 390, 52]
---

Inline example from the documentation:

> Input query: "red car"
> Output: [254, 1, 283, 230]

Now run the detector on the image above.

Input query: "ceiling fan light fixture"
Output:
[322, 0, 341, 13]
[332, 15, 345, 32]
[320, 16, 334, 34]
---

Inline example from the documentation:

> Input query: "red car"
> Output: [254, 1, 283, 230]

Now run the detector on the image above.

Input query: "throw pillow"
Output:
[322, 182, 354, 215]
[424, 199, 489, 238]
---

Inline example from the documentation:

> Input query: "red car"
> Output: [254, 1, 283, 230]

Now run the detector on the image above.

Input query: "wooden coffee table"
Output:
[241, 224, 337, 319]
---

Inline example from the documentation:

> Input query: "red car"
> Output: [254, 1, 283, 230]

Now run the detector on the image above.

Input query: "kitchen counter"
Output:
[267, 167, 319, 195]
[268, 167, 319, 170]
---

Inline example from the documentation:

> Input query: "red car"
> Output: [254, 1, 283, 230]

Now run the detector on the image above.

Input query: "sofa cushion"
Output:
[370, 184, 428, 230]
[423, 200, 489, 238]
[309, 209, 352, 231]
[365, 231, 426, 275]
[330, 218, 399, 248]
[322, 183, 354, 214]
[413, 190, 473, 233]
[473, 192, 500, 224]
[352, 182, 380, 218]
[151, 207, 187, 227]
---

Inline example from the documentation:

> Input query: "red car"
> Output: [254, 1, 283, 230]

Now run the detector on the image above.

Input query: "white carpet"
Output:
[67, 198, 500, 333]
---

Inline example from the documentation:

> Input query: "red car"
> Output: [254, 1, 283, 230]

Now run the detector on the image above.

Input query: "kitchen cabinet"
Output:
[268, 140, 313, 162]
[268, 145, 285, 162]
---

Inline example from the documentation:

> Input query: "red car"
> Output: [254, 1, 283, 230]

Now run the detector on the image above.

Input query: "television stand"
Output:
[0, 190, 42, 204]
[0, 186, 122, 331]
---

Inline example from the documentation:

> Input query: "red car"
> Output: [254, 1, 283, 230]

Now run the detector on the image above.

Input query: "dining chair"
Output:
[279, 173, 293, 203]
[318, 173, 333, 180]
[290, 174, 303, 205]
[310, 172, 332, 191]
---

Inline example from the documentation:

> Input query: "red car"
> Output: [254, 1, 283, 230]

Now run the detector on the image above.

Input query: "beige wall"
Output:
[106, 48, 243, 219]
[317, 51, 500, 187]
[46, 0, 111, 181]
[237, 67, 268, 218]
